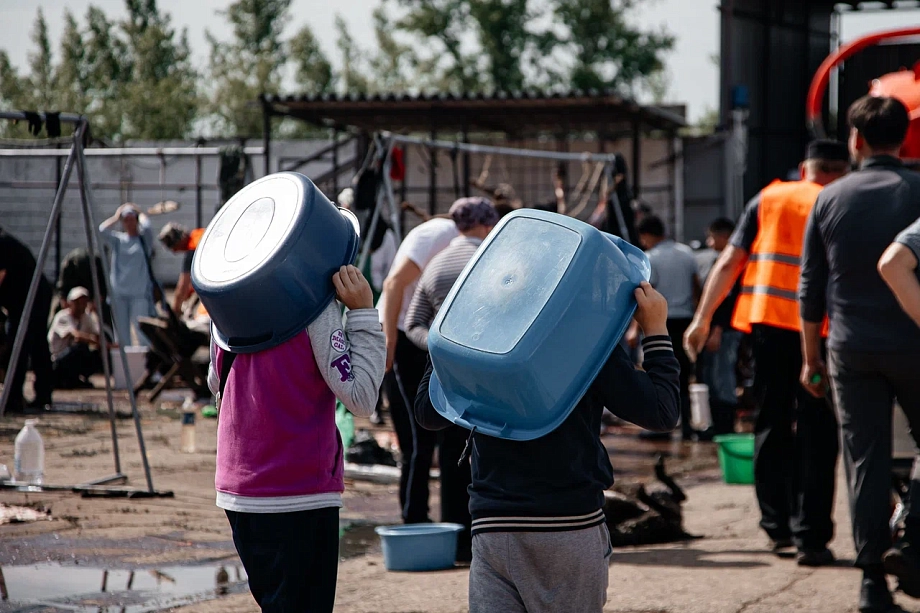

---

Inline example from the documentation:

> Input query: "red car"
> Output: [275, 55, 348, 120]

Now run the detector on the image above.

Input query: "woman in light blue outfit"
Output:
[98, 203, 156, 347]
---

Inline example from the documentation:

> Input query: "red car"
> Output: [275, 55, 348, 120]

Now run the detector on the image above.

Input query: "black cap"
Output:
[805, 139, 849, 163]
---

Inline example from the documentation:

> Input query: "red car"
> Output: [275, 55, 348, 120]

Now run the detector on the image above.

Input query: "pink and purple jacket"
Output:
[207, 303, 386, 513]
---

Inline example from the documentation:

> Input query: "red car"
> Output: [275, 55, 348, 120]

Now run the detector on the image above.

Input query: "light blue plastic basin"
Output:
[427, 209, 650, 441]
[374, 523, 464, 572]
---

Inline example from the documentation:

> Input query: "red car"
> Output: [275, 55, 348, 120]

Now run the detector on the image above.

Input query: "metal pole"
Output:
[75, 142, 155, 493]
[0, 140, 79, 417]
[195, 154, 203, 229]
[54, 150, 62, 281]
[332, 129, 340, 197]
[384, 133, 619, 163]
[75, 127, 122, 476]
[262, 106, 272, 177]
[428, 127, 437, 216]
[673, 135, 685, 243]
[462, 127, 470, 198]
[632, 121, 642, 198]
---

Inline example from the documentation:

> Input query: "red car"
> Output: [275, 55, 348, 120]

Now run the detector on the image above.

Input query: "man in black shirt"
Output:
[0, 228, 54, 412]
[799, 95, 920, 613]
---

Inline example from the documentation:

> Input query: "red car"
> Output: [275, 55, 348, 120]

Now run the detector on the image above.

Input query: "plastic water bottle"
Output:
[180, 411, 196, 453]
[14, 419, 44, 488]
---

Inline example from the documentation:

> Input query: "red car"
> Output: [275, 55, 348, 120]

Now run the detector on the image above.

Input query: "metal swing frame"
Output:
[0, 111, 169, 498]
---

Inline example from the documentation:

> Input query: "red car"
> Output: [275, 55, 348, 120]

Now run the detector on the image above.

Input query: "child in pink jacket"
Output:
[208, 265, 386, 612]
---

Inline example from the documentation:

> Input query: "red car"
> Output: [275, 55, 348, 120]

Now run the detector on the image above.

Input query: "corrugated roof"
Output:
[261, 90, 686, 135]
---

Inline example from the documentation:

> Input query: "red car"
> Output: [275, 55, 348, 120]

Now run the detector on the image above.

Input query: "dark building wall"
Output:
[720, 0, 835, 201]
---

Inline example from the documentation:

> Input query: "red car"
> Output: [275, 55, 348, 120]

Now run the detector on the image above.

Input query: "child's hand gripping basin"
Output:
[427, 209, 651, 441]
[191, 172, 360, 354]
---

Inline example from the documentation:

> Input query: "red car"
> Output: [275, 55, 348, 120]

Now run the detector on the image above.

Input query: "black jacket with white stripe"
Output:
[415, 335, 681, 534]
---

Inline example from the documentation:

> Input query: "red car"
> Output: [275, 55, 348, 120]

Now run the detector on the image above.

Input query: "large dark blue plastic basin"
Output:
[191, 172, 359, 353]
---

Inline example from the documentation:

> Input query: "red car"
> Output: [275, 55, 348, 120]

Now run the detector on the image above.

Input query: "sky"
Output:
[0, 0, 915, 123]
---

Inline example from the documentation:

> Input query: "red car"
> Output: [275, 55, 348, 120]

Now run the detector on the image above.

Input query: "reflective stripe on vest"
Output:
[731, 180, 824, 334]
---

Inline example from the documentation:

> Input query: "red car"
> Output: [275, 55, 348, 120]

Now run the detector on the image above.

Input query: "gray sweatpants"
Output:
[828, 349, 920, 568]
[469, 525, 612, 613]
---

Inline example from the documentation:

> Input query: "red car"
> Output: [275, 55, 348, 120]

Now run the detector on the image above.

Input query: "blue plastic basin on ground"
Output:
[374, 523, 463, 572]
[191, 172, 359, 354]
[427, 209, 650, 441]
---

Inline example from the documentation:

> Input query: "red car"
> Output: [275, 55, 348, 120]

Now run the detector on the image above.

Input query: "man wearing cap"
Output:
[801, 96, 920, 612]
[404, 197, 503, 562]
[685, 140, 850, 567]
[48, 287, 102, 389]
[99, 204, 156, 347]
[158, 223, 205, 317]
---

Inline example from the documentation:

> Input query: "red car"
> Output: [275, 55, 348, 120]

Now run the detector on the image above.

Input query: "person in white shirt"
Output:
[378, 215, 459, 524]
[48, 287, 102, 389]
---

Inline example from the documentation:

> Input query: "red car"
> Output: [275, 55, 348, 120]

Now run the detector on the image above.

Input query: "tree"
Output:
[82, 6, 128, 140]
[395, 0, 482, 93]
[335, 15, 369, 94]
[120, 0, 200, 139]
[367, 6, 416, 94]
[55, 10, 90, 115]
[289, 24, 335, 95]
[467, 0, 532, 92]
[553, 0, 674, 96]
[26, 9, 55, 110]
[207, 0, 292, 137]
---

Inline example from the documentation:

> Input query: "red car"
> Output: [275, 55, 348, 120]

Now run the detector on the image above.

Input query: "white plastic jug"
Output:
[689, 383, 712, 431]
[14, 419, 44, 486]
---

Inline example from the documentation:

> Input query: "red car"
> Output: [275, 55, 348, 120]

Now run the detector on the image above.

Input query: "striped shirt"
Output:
[405, 235, 483, 350]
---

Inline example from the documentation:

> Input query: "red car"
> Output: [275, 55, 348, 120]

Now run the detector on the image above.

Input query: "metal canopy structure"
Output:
[261, 91, 686, 136]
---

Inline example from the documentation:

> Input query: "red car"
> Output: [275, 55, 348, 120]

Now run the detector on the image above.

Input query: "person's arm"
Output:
[684, 245, 748, 356]
[98, 206, 125, 244]
[879, 242, 920, 329]
[380, 256, 422, 370]
[207, 339, 219, 396]
[404, 279, 436, 351]
[310, 266, 386, 418]
[173, 272, 193, 314]
[414, 356, 454, 431]
[598, 282, 680, 432]
[798, 203, 829, 398]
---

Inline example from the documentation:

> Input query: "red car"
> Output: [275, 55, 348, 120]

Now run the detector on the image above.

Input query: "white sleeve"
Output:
[308, 301, 386, 418]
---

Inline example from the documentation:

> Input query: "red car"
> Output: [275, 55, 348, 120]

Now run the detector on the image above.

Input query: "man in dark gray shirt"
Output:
[799, 95, 920, 613]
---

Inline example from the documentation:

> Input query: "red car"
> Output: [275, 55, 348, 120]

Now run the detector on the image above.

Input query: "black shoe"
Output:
[638, 430, 672, 441]
[860, 573, 895, 613]
[797, 547, 835, 567]
[884, 541, 920, 598]
[770, 538, 794, 554]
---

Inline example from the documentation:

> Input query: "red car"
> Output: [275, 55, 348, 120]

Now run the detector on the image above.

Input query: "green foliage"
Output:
[0, 0, 676, 139]
[206, 0, 292, 137]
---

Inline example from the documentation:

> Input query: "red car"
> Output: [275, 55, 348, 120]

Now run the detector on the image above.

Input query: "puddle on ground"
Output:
[0, 524, 382, 612]
[0, 562, 247, 613]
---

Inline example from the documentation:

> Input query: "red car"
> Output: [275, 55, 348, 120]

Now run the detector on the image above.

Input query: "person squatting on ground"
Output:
[98, 204, 156, 347]
[404, 197, 502, 562]
[799, 96, 920, 613]
[48, 286, 102, 390]
[635, 215, 700, 440]
[415, 282, 680, 613]
[686, 139, 849, 568]
[207, 265, 385, 612]
[378, 215, 458, 524]
[0, 226, 54, 412]
[696, 217, 743, 436]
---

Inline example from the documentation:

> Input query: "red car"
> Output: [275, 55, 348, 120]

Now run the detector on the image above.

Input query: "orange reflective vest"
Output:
[732, 180, 825, 335]
[188, 228, 205, 251]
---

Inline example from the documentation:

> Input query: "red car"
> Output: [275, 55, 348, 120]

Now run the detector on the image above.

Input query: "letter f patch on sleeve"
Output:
[331, 354, 354, 382]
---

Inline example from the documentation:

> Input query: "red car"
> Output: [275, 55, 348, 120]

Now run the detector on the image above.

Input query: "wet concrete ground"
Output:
[0, 385, 722, 611]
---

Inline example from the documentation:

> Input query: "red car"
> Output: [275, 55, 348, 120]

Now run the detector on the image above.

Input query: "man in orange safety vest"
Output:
[158, 223, 205, 317]
[684, 140, 850, 567]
